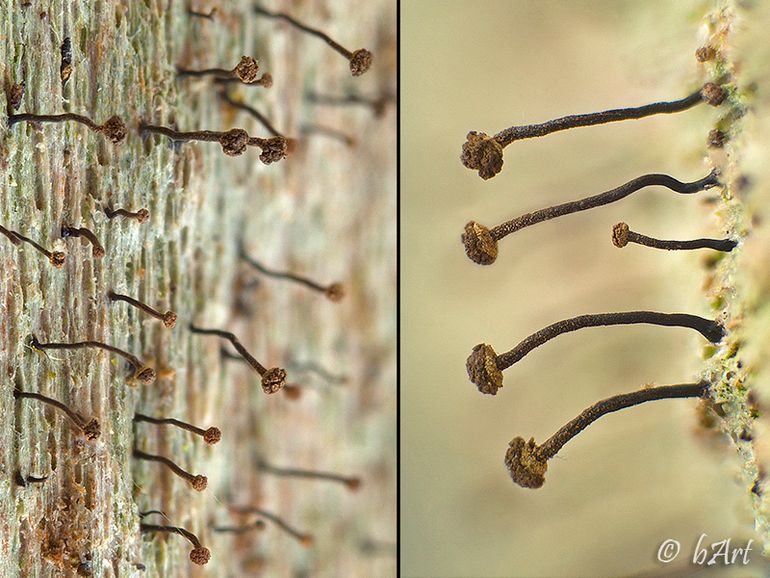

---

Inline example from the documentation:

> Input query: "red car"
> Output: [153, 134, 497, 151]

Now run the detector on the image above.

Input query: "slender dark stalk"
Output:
[305, 90, 392, 117]
[140, 123, 286, 163]
[1, 228, 65, 267]
[241, 252, 344, 302]
[104, 206, 150, 223]
[14, 387, 100, 440]
[467, 312, 724, 395]
[8, 113, 127, 143]
[258, 459, 361, 491]
[506, 382, 709, 488]
[134, 413, 221, 444]
[300, 123, 355, 147]
[29, 334, 155, 385]
[189, 324, 286, 393]
[61, 225, 105, 258]
[461, 84, 726, 180]
[612, 222, 737, 252]
[288, 357, 348, 385]
[461, 171, 720, 265]
[211, 520, 266, 534]
[254, 5, 372, 76]
[230, 506, 313, 546]
[140, 523, 210, 565]
[108, 290, 177, 328]
[133, 448, 207, 491]
[218, 90, 284, 137]
[177, 56, 259, 84]
[15, 471, 49, 487]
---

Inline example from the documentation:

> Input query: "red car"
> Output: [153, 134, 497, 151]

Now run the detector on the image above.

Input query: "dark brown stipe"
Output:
[506, 381, 709, 488]
[218, 90, 296, 151]
[257, 459, 361, 491]
[461, 83, 727, 180]
[288, 357, 348, 384]
[15, 470, 49, 487]
[189, 324, 286, 394]
[462, 171, 720, 265]
[104, 206, 150, 223]
[139, 523, 210, 565]
[300, 123, 355, 147]
[188, 7, 217, 20]
[134, 413, 221, 445]
[215, 72, 273, 88]
[108, 290, 177, 328]
[230, 506, 313, 547]
[28, 334, 155, 385]
[467, 313, 724, 395]
[254, 5, 372, 76]
[305, 90, 392, 117]
[211, 520, 266, 534]
[178, 56, 260, 84]
[1, 227, 65, 267]
[61, 225, 105, 258]
[138, 510, 168, 519]
[241, 252, 344, 302]
[133, 448, 208, 491]
[8, 113, 127, 143]
[139, 122, 287, 163]
[611, 222, 737, 252]
[14, 387, 100, 440]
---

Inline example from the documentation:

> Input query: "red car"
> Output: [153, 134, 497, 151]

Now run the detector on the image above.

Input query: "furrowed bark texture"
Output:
[698, 1, 770, 553]
[0, 1, 395, 576]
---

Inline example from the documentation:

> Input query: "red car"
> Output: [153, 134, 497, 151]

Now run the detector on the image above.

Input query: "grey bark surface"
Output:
[0, 1, 395, 576]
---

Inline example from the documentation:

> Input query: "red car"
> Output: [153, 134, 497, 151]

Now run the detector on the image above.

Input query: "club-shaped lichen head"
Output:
[262, 367, 287, 394]
[350, 49, 373, 76]
[235, 56, 260, 83]
[83, 419, 101, 441]
[466, 343, 503, 395]
[220, 128, 250, 156]
[612, 222, 629, 248]
[505, 436, 547, 489]
[462, 221, 498, 265]
[461, 131, 504, 180]
[134, 366, 156, 386]
[190, 546, 211, 565]
[100, 115, 128, 144]
[325, 283, 345, 302]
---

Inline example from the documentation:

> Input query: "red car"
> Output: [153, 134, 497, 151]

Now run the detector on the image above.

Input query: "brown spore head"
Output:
[505, 436, 547, 489]
[466, 343, 503, 395]
[258, 73, 273, 88]
[325, 283, 345, 302]
[83, 419, 101, 441]
[219, 128, 250, 156]
[203, 427, 222, 445]
[462, 221, 498, 265]
[235, 56, 260, 83]
[189, 547, 211, 565]
[162, 311, 177, 329]
[257, 136, 288, 164]
[100, 115, 128, 144]
[135, 366, 156, 385]
[349, 49, 373, 76]
[344, 477, 362, 492]
[262, 367, 287, 394]
[50, 251, 66, 268]
[611, 222, 629, 248]
[191, 475, 208, 491]
[136, 208, 150, 223]
[461, 131, 504, 180]
[701, 82, 727, 106]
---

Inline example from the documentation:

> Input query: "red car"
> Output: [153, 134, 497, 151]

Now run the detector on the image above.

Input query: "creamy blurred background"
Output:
[401, 1, 766, 576]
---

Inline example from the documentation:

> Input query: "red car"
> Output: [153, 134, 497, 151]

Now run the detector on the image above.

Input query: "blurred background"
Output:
[401, 1, 765, 576]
